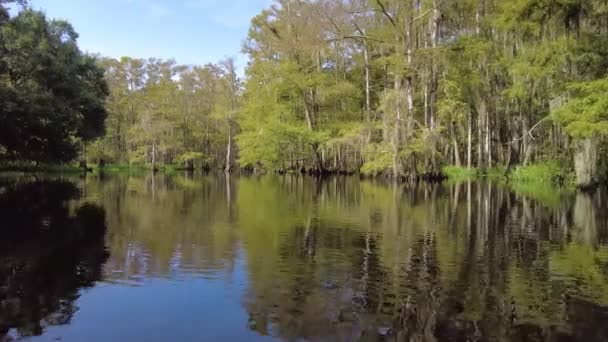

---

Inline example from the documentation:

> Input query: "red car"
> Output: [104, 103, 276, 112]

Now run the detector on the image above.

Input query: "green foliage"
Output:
[361, 144, 393, 176]
[176, 152, 209, 169]
[96, 56, 237, 169]
[6, 0, 608, 183]
[233, 0, 608, 179]
[554, 78, 608, 139]
[86, 139, 112, 165]
[0, 9, 108, 163]
[510, 162, 575, 186]
[176, 152, 205, 164]
[442, 166, 479, 181]
[94, 164, 147, 174]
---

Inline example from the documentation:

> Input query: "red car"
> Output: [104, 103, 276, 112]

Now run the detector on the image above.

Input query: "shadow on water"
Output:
[0, 179, 108, 339]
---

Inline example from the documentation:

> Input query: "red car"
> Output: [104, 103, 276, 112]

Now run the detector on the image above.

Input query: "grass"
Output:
[442, 166, 479, 181]
[160, 164, 184, 174]
[509, 161, 575, 187]
[443, 162, 574, 184]
[443, 162, 576, 207]
[94, 164, 148, 175]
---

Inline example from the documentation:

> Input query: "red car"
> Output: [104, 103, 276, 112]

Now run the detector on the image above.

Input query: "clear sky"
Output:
[28, 0, 273, 72]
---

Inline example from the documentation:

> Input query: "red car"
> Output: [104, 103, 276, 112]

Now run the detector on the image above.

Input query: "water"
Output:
[1, 173, 608, 341]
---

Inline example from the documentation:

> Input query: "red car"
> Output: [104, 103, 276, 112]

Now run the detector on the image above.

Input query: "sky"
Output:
[26, 0, 274, 73]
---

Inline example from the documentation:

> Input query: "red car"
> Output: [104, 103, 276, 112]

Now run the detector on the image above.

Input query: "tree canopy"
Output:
[0, 4, 108, 163]
[232, 0, 608, 184]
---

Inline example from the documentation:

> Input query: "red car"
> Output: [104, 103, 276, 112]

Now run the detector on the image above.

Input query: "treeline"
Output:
[2, 0, 608, 187]
[96, 0, 608, 187]
[91, 57, 239, 171]
[236, 0, 608, 188]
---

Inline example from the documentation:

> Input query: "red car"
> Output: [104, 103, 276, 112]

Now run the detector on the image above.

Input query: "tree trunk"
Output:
[311, 143, 325, 173]
[80, 140, 87, 170]
[393, 74, 403, 178]
[467, 111, 472, 169]
[574, 137, 599, 189]
[453, 135, 461, 167]
[225, 125, 232, 173]
[151, 140, 156, 171]
[486, 110, 491, 168]
[363, 38, 371, 121]
[477, 98, 486, 169]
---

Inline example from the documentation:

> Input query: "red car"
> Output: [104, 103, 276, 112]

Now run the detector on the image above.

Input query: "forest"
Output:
[1, 0, 608, 188]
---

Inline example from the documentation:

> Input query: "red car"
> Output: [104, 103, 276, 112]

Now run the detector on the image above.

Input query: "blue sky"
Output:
[28, 0, 274, 72]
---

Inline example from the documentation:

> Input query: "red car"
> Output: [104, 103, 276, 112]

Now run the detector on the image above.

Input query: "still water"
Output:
[1, 173, 608, 341]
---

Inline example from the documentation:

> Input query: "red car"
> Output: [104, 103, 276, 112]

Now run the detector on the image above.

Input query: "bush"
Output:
[442, 166, 478, 181]
[510, 162, 575, 186]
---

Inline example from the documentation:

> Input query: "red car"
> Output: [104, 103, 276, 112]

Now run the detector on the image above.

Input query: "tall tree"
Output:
[0, 8, 108, 163]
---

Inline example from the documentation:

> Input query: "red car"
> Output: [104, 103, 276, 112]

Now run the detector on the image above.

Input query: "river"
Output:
[1, 173, 607, 341]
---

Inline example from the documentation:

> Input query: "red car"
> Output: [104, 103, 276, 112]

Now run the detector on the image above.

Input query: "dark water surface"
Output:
[1, 173, 608, 341]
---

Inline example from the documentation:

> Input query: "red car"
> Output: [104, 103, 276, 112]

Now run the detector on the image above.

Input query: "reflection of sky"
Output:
[31, 246, 274, 342]
[23, 0, 274, 73]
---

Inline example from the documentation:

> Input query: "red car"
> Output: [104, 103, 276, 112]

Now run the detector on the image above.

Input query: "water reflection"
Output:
[0, 179, 108, 339]
[2, 174, 608, 341]
[88, 173, 240, 284]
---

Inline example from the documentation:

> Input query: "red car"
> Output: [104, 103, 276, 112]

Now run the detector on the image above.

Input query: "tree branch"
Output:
[506, 116, 552, 145]
[375, 0, 397, 27]
[327, 35, 384, 43]
[323, 11, 384, 44]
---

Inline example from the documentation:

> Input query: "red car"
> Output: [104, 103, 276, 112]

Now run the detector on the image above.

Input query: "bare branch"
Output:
[506, 116, 552, 145]
[343, 8, 381, 15]
[327, 35, 384, 43]
[353, 22, 365, 36]
[409, 0, 448, 23]
[375, 0, 397, 27]
[322, 9, 384, 44]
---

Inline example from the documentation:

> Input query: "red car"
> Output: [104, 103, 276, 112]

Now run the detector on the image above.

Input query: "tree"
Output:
[230, 0, 608, 186]
[96, 56, 239, 169]
[24, 0, 603, 184]
[0, 8, 108, 163]
[554, 78, 608, 188]
[215, 58, 240, 173]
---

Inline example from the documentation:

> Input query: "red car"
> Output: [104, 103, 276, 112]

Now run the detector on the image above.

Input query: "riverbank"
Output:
[1, 161, 592, 193]
[443, 162, 577, 187]
[0, 163, 190, 174]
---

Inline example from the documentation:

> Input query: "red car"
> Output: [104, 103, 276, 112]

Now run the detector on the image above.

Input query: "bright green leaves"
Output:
[360, 143, 393, 176]
[97, 56, 241, 167]
[554, 78, 608, 139]
[176, 152, 207, 166]
[239, 2, 363, 172]
[437, 80, 469, 123]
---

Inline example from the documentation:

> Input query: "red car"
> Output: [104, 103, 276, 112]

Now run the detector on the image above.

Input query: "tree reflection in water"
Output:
[1, 174, 608, 341]
[235, 177, 608, 342]
[0, 179, 108, 339]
